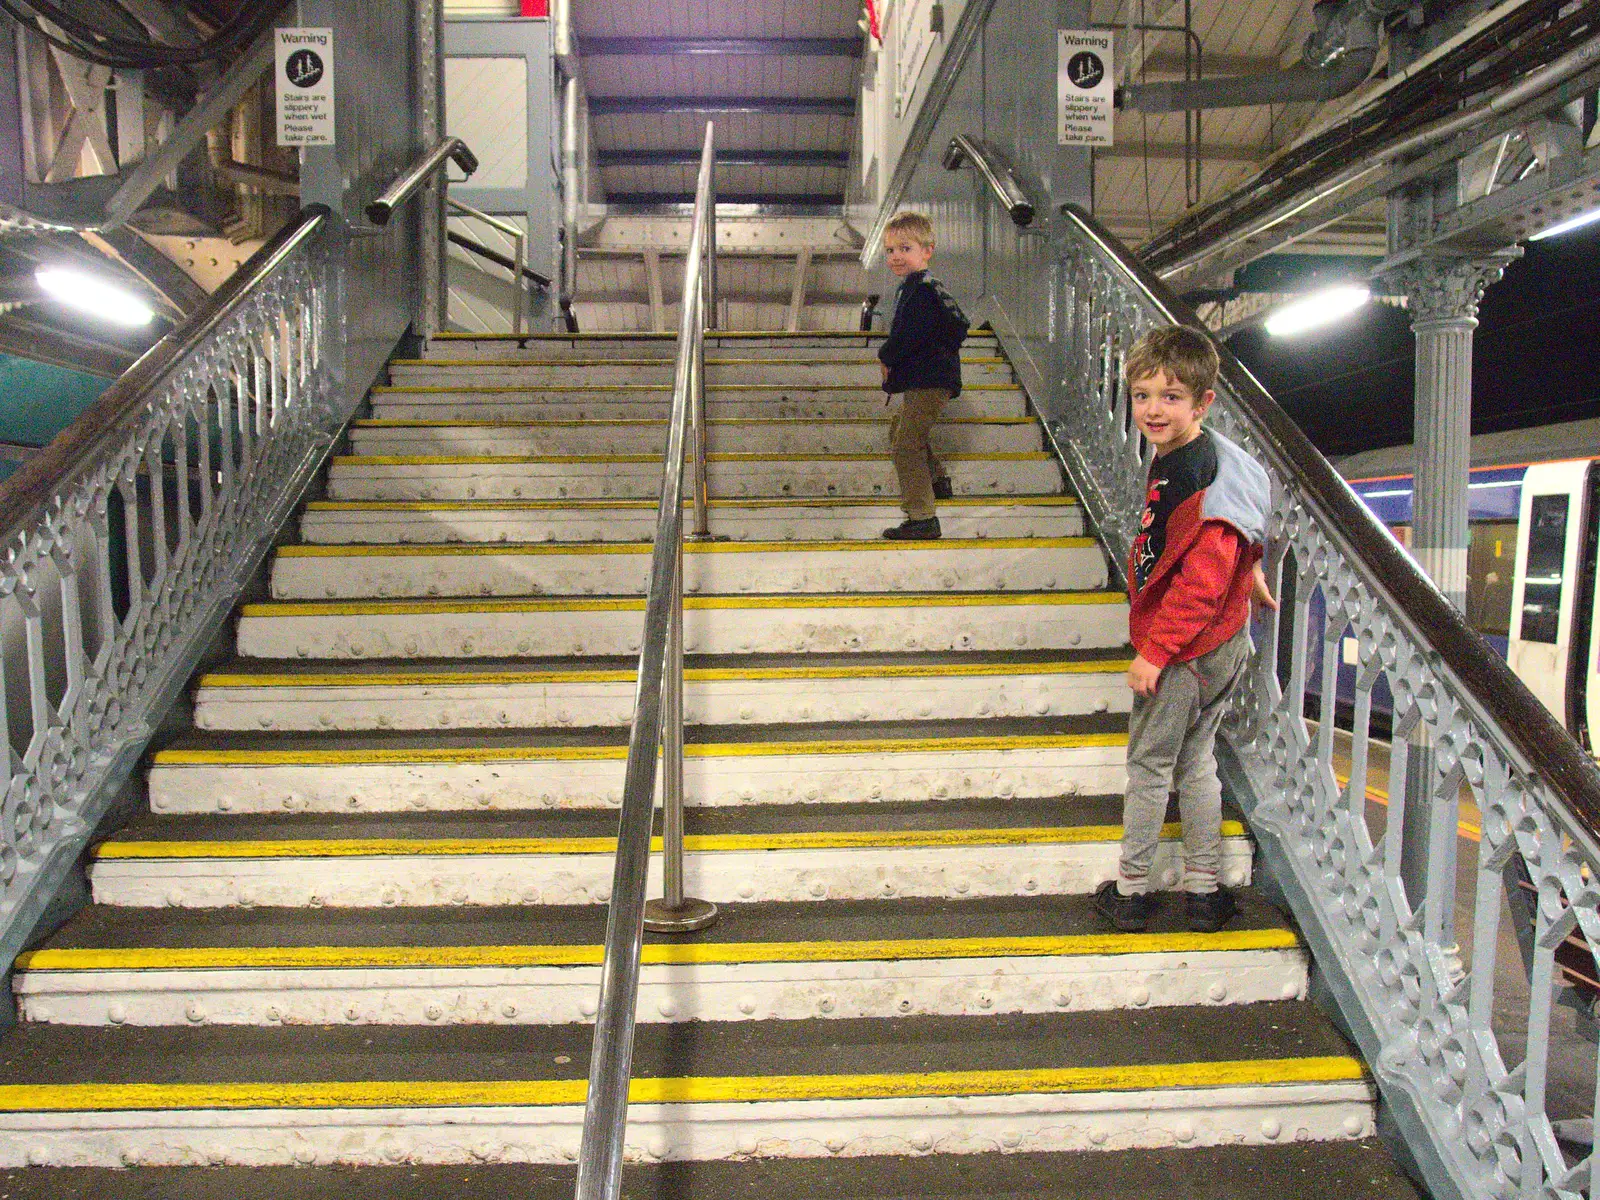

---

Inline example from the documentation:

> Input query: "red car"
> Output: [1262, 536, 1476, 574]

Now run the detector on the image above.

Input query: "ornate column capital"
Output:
[1382, 250, 1521, 331]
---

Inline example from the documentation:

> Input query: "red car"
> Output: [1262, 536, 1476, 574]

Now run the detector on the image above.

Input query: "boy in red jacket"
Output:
[1092, 326, 1272, 934]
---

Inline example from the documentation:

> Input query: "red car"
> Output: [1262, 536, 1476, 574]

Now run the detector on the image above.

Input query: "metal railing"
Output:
[364, 136, 479, 227]
[572, 121, 719, 1200]
[0, 204, 346, 978]
[1050, 201, 1600, 1200]
[942, 135, 1036, 227]
[446, 198, 532, 337]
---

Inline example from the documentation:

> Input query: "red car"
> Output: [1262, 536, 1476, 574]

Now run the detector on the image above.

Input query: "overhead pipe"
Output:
[1119, 0, 1390, 112]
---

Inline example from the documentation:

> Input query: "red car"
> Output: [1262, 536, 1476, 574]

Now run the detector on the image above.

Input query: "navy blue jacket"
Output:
[878, 270, 968, 397]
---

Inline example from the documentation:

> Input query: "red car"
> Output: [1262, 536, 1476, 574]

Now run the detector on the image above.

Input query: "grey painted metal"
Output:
[599, 149, 849, 168]
[0, 206, 349, 985]
[447, 197, 525, 338]
[573, 122, 718, 1200]
[942, 135, 1036, 227]
[583, 37, 863, 57]
[1046, 202, 1600, 1200]
[562, 74, 581, 314]
[365, 137, 479, 227]
[1120, 45, 1376, 111]
[605, 193, 845, 209]
[588, 96, 854, 116]
[0, 33, 23, 210]
[416, 0, 446, 339]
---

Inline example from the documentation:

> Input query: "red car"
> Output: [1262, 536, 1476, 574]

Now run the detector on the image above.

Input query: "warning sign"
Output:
[275, 28, 335, 147]
[1058, 29, 1113, 147]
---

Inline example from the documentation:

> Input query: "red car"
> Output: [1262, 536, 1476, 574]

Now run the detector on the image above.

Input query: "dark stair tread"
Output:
[0, 1143, 1426, 1199]
[156, 712, 1129, 755]
[0, 1003, 1355, 1086]
[31, 892, 1294, 954]
[104, 792, 1232, 844]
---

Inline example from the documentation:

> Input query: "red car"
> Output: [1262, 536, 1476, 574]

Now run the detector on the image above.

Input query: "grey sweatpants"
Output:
[1118, 625, 1252, 895]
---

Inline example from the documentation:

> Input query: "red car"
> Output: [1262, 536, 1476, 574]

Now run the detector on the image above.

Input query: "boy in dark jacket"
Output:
[1091, 326, 1273, 934]
[876, 211, 969, 540]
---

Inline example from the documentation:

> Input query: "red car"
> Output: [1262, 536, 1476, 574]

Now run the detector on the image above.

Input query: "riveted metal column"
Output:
[415, 0, 446, 338]
[1383, 251, 1515, 952]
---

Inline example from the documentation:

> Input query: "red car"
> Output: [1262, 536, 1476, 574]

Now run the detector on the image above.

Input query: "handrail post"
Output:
[706, 136, 719, 330]
[512, 227, 526, 339]
[690, 298, 710, 539]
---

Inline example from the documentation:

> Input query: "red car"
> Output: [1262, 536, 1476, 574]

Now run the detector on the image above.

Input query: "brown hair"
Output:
[1123, 325, 1219, 399]
[884, 211, 936, 249]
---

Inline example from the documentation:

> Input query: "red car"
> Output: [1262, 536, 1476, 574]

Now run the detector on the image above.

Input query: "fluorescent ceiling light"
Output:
[34, 266, 155, 327]
[1264, 285, 1371, 337]
[1530, 206, 1600, 241]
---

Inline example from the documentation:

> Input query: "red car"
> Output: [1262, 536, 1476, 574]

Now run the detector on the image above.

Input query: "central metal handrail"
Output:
[572, 121, 718, 1200]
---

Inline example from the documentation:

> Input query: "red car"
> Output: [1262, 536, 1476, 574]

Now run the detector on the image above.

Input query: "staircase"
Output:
[0, 331, 1423, 1197]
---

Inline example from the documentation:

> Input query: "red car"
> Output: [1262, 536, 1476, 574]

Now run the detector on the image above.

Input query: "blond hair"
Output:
[1124, 325, 1218, 398]
[884, 211, 935, 249]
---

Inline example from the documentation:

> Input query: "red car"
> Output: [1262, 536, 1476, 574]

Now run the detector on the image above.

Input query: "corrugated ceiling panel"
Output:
[581, 56, 857, 99]
[574, 0, 857, 39]
[590, 113, 849, 153]
[601, 163, 847, 197]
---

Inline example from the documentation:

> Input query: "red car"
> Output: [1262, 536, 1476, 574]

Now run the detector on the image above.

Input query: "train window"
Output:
[1468, 520, 1517, 637]
[1521, 494, 1570, 645]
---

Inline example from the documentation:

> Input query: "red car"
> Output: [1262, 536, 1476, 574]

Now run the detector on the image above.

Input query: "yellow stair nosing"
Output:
[95, 821, 1240, 862]
[238, 591, 1127, 617]
[0, 1056, 1363, 1113]
[16, 928, 1299, 973]
[369, 383, 1022, 394]
[150, 731, 1130, 767]
[273, 536, 1097, 558]
[197, 658, 1134, 689]
[352, 416, 1036, 428]
[332, 451, 1054, 466]
[391, 356, 1009, 368]
[302, 495, 1079, 512]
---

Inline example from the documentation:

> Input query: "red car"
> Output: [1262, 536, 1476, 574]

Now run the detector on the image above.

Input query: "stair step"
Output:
[0, 1142, 1430, 1198]
[94, 791, 1249, 908]
[267, 537, 1107, 601]
[298, 496, 1084, 544]
[346, 417, 1043, 457]
[324, 451, 1064, 501]
[233, 589, 1128, 659]
[420, 332, 999, 360]
[141, 716, 1131, 816]
[0, 1005, 1371, 1168]
[17, 895, 1303, 1027]
[370, 383, 1028, 420]
[192, 649, 1131, 732]
[386, 358, 1015, 388]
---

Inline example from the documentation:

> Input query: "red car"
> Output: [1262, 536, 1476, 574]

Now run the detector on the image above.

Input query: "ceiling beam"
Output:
[589, 96, 854, 116]
[583, 37, 862, 57]
[599, 149, 848, 168]
[0, 314, 138, 378]
[1141, 51, 1280, 78]
[1097, 143, 1266, 166]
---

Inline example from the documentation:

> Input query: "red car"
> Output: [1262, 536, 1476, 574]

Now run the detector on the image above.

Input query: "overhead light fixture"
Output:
[1530, 206, 1600, 241]
[1264, 284, 1371, 337]
[33, 266, 155, 327]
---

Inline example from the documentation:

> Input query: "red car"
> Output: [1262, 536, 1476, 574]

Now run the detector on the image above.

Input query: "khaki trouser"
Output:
[1118, 625, 1252, 895]
[888, 387, 951, 519]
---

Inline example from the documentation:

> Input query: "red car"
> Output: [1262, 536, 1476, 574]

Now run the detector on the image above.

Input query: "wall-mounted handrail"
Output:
[365, 136, 479, 227]
[446, 197, 532, 338]
[572, 121, 719, 1200]
[942, 135, 1036, 227]
[445, 231, 553, 289]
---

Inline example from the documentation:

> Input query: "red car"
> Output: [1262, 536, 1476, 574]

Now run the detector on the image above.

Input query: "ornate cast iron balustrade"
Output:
[1050, 204, 1600, 1200]
[0, 207, 344, 975]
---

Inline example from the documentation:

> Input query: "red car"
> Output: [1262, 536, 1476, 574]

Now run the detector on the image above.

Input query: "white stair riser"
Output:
[89, 838, 1252, 910]
[146, 745, 1127, 814]
[346, 423, 1042, 457]
[325, 458, 1064, 502]
[388, 363, 1015, 388]
[193, 670, 1129, 732]
[371, 391, 1028, 420]
[235, 599, 1128, 659]
[419, 341, 999, 361]
[268, 545, 1109, 601]
[18, 949, 1306, 1027]
[297, 503, 1084, 545]
[0, 1083, 1375, 1168]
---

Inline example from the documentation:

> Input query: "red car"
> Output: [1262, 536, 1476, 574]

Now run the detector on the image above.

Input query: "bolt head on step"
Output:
[643, 896, 719, 933]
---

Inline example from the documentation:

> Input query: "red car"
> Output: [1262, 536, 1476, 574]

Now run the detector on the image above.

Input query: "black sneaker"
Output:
[1185, 887, 1238, 933]
[1092, 879, 1158, 932]
[882, 517, 941, 540]
[932, 477, 954, 500]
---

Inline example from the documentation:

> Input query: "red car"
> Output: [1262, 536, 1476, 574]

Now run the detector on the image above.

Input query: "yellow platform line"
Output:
[197, 658, 1133, 689]
[274, 537, 1095, 558]
[17, 927, 1297, 973]
[1335, 772, 1482, 843]
[370, 383, 1021, 394]
[302, 495, 1077, 511]
[149, 730, 1129, 768]
[0, 1057, 1365, 1113]
[94, 821, 1239, 862]
[353, 416, 1036, 428]
[333, 451, 1053, 466]
[392, 356, 1009, 367]
[239, 591, 1125, 617]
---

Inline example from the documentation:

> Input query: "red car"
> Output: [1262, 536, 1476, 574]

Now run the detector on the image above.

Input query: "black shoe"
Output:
[931, 477, 954, 500]
[883, 517, 941, 540]
[1185, 887, 1238, 933]
[1092, 879, 1158, 932]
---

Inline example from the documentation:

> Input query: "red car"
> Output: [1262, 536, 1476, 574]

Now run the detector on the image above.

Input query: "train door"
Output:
[1508, 461, 1593, 734]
